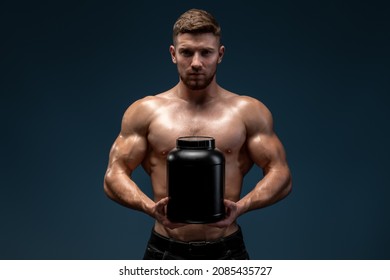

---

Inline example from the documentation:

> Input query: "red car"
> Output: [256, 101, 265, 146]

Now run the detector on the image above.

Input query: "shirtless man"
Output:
[104, 9, 292, 259]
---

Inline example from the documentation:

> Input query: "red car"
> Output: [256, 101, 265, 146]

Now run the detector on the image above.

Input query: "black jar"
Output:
[166, 136, 225, 223]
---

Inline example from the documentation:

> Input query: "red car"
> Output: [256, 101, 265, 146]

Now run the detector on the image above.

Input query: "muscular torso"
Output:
[140, 88, 255, 241]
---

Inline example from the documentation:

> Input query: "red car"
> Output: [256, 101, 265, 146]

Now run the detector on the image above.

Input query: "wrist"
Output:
[143, 201, 156, 218]
[236, 199, 250, 216]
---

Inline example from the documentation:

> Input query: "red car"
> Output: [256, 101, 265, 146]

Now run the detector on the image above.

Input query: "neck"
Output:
[175, 78, 220, 105]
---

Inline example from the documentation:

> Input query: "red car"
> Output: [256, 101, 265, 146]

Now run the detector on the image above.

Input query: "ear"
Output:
[169, 45, 177, 64]
[218, 45, 225, 64]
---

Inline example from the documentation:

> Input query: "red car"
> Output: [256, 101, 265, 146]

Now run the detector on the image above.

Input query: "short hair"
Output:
[173, 9, 221, 44]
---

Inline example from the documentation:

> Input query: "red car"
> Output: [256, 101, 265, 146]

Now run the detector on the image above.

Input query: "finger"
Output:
[208, 218, 232, 228]
[167, 222, 187, 229]
[157, 197, 169, 206]
[154, 197, 169, 212]
[223, 199, 237, 209]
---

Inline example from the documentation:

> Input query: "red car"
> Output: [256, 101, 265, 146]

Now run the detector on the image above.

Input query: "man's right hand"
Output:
[152, 197, 187, 229]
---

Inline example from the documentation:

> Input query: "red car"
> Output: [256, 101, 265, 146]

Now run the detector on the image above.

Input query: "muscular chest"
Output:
[147, 106, 246, 157]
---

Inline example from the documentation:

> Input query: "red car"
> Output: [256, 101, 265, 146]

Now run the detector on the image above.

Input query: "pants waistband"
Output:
[149, 226, 244, 257]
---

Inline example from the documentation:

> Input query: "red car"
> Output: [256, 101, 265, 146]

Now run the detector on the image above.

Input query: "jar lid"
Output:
[176, 136, 215, 149]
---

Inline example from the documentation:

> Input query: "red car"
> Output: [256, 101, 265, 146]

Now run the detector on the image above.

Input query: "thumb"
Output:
[155, 197, 169, 214]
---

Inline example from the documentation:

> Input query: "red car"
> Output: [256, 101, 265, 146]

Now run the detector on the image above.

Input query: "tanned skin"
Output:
[104, 33, 292, 241]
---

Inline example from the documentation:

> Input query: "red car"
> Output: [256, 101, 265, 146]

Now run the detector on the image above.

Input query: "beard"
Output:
[179, 69, 217, 91]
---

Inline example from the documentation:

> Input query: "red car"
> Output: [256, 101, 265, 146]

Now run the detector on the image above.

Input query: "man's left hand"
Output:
[208, 199, 241, 228]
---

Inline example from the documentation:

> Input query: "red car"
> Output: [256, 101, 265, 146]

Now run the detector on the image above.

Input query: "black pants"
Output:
[143, 226, 250, 260]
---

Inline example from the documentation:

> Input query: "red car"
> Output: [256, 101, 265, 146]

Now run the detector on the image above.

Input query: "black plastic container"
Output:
[166, 136, 225, 223]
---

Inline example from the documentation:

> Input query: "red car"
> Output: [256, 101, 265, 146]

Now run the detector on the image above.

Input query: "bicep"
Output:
[106, 98, 153, 174]
[247, 132, 288, 173]
[243, 98, 288, 172]
[107, 133, 148, 175]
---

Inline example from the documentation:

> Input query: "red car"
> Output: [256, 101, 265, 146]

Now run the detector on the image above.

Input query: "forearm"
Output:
[104, 171, 155, 217]
[237, 167, 292, 215]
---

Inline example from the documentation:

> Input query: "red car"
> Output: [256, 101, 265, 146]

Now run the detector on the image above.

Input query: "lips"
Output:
[188, 74, 204, 79]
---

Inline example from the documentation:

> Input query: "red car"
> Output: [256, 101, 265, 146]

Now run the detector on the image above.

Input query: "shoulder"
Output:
[220, 89, 269, 113]
[121, 94, 169, 136]
[230, 95, 274, 135]
[124, 95, 162, 115]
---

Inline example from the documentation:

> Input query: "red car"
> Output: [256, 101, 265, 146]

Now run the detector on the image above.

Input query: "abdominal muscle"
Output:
[154, 221, 239, 241]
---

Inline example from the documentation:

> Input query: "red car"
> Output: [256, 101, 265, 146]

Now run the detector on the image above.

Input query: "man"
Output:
[104, 9, 292, 259]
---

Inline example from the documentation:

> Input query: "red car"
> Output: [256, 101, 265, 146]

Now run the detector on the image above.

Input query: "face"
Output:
[170, 33, 224, 91]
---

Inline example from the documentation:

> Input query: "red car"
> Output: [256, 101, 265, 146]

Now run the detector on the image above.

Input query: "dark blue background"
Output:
[1, 0, 389, 259]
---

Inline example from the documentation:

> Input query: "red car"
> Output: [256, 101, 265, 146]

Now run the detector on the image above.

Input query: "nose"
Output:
[191, 53, 202, 71]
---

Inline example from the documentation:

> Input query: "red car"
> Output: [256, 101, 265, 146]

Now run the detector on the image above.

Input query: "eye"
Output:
[179, 49, 193, 57]
[201, 49, 213, 56]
